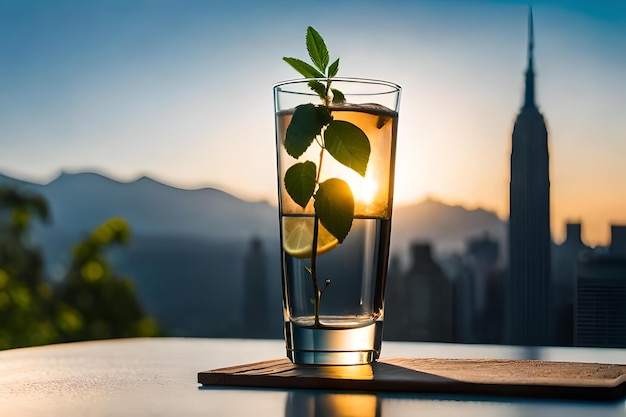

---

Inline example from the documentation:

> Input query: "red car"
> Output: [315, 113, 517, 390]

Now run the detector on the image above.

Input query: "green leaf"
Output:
[307, 80, 326, 101]
[331, 88, 345, 103]
[328, 58, 339, 78]
[285, 104, 331, 158]
[306, 27, 329, 72]
[324, 120, 371, 176]
[314, 178, 354, 243]
[284, 161, 317, 208]
[283, 57, 324, 78]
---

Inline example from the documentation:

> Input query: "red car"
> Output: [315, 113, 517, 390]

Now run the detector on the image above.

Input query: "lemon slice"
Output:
[282, 217, 339, 259]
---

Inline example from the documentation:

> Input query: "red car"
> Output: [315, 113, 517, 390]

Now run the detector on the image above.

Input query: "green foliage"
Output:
[282, 27, 372, 326]
[282, 26, 370, 244]
[0, 186, 49, 242]
[284, 161, 317, 209]
[305, 26, 329, 72]
[282, 57, 324, 79]
[314, 179, 354, 243]
[0, 187, 58, 349]
[331, 88, 345, 104]
[0, 187, 160, 350]
[284, 104, 331, 159]
[307, 80, 326, 98]
[324, 120, 371, 176]
[283, 26, 345, 102]
[328, 58, 340, 78]
[0, 267, 59, 349]
[56, 217, 160, 342]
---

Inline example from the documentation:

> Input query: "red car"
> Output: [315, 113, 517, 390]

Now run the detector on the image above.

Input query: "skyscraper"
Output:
[552, 223, 589, 345]
[575, 226, 626, 348]
[507, 8, 552, 345]
[384, 243, 454, 342]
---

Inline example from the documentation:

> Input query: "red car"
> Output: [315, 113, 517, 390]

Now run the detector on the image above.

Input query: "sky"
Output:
[1, 0, 625, 246]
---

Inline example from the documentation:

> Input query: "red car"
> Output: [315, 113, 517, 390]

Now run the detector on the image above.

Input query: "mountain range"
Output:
[1, 171, 505, 256]
[0, 171, 506, 337]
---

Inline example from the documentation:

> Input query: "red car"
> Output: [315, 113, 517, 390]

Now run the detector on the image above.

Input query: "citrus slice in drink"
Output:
[282, 217, 339, 259]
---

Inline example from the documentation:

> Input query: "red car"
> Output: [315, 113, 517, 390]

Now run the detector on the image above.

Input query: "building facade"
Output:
[507, 9, 552, 345]
[575, 257, 626, 348]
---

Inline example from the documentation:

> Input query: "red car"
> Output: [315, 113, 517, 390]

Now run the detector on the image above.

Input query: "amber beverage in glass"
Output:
[274, 78, 401, 365]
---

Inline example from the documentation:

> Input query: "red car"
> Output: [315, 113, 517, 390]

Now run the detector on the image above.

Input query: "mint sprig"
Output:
[282, 27, 370, 244]
[282, 27, 370, 326]
[283, 27, 345, 103]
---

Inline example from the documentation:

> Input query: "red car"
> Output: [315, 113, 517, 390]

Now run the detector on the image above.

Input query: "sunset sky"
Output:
[1, 0, 625, 246]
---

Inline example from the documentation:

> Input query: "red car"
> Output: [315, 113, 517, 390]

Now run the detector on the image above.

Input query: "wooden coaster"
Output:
[198, 358, 626, 400]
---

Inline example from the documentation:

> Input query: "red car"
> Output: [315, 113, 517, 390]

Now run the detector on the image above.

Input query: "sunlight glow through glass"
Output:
[320, 165, 389, 218]
[357, 178, 378, 206]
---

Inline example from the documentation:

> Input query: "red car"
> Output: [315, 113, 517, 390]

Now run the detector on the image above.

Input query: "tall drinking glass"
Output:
[274, 78, 401, 365]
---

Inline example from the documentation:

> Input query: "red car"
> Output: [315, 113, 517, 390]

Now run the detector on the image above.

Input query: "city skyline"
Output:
[1, 0, 625, 246]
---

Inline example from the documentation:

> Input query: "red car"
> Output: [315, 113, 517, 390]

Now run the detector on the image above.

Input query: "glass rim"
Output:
[273, 77, 401, 96]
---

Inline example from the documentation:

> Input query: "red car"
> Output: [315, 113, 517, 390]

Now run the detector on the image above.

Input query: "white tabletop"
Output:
[0, 338, 625, 416]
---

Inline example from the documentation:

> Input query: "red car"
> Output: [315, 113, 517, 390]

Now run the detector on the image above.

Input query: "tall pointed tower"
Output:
[507, 8, 551, 346]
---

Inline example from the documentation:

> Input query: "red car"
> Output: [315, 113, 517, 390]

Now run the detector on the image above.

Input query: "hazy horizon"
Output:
[1, 0, 624, 246]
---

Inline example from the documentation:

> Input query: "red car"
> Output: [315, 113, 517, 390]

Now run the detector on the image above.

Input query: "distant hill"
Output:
[391, 197, 507, 262]
[0, 171, 506, 336]
[1, 171, 278, 269]
[33, 172, 277, 239]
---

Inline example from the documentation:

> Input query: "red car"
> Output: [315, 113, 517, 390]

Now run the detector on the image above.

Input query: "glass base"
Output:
[284, 320, 382, 365]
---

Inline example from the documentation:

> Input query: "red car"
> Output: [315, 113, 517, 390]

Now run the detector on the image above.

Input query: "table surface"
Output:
[1, 337, 626, 417]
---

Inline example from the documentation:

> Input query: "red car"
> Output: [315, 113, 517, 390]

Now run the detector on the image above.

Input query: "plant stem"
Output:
[310, 131, 327, 327]
[309, 78, 332, 328]
[311, 215, 321, 327]
[324, 78, 332, 107]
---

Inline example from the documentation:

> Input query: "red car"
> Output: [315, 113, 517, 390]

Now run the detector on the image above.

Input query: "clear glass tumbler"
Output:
[274, 78, 401, 365]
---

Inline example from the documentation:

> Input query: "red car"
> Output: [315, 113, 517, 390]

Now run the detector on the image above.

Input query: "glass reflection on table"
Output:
[285, 392, 380, 417]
